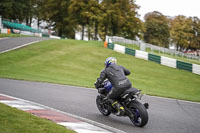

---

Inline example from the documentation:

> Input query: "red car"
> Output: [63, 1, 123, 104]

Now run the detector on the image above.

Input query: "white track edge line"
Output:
[0, 37, 9, 40]
[0, 93, 125, 133]
[0, 40, 39, 54]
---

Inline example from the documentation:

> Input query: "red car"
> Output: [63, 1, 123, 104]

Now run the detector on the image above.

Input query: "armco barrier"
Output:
[105, 42, 200, 75]
[177, 61, 192, 72]
[148, 54, 161, 64]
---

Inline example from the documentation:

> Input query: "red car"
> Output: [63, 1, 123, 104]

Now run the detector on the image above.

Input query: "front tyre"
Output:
[128, 100, 148, 127]
[96, 95, 111, 116]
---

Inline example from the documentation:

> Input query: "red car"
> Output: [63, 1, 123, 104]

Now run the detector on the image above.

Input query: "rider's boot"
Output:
[112, 101, 125, 116]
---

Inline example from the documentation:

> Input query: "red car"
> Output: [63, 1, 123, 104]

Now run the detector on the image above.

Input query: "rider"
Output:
[95, 57, 132, 115]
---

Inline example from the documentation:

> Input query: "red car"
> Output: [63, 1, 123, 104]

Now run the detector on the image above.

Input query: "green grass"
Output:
[117, 42, 200, 65]
[0, 33, 32, 38]
[0, 39, 200, 102]
[0, 103, 75, 133]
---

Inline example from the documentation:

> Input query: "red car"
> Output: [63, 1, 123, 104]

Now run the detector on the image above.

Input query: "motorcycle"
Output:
[95, 80, 149, 127]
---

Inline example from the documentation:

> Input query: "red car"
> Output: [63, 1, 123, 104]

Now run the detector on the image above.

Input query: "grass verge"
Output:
[0, 33, 32, 38]
[0, 103, 75, 133]
[0, 39, 199, 102]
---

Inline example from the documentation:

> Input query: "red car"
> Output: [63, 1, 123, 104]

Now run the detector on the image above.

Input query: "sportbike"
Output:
[95, 80, 149, 127]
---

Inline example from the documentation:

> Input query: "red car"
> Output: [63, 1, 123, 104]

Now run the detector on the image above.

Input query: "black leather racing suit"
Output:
[96, 63, 132, 100]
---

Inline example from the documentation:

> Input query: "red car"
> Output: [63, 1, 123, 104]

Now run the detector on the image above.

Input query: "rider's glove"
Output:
[94, 81, 100, 89]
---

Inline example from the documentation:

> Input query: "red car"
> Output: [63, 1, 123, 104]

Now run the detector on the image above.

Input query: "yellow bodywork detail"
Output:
[112, 101, 118, 106]
[120, 106, 124, 110]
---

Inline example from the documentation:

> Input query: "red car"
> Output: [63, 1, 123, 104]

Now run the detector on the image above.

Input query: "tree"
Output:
[190, 17, 200, 50]
[120, 0, 142, 39]
[86, 0, 102, 40]
[144, 11, 170, 47]
[68, 0, 90, 40]
[99, 0, 142, 40]
[0, 0, 36, 26]
[38, 0, 75, 38]
[170, 15, 193, 51]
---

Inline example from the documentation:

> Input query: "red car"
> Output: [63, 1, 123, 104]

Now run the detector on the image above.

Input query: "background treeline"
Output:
[0, 0, 200, 51]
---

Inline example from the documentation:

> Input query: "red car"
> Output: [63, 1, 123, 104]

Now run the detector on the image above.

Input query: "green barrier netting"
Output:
[2, 21, 41, 33]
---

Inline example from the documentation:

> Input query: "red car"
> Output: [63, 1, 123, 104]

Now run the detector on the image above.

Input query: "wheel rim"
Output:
[134, 109, 141, 124]
[97, 98, 108, 114]
[130, 106, 142, 125]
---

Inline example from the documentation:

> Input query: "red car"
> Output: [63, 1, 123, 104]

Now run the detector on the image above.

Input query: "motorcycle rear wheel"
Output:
[96, 95, 111, 116]
[128, 100, 148, 127]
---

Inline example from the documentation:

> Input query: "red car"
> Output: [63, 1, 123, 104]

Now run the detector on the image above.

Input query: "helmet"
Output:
[104, 57, 117, 67]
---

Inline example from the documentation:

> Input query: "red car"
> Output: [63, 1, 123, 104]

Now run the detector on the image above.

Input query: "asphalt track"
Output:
[0, 37, 49, 53]
[0, 37, 200, 133]
[0, 78, 200, 133]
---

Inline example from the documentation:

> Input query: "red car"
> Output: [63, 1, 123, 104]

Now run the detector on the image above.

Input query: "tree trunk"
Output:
[58, 28, 63, 37]
[37, 19, 40, 29]
[104, 24, 108, 41]
[94, 21, 98, 40]
[88, 25, 91, 41]
[29, 16, 32, 27]
[26, 17, 29, 26]
[81, 24, 85, 40]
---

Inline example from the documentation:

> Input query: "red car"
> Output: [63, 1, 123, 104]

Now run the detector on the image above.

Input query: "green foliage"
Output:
[191, 17, 200, 49]
[37, 0, 75, 38]
[0, 0, 142, 40]
[170, 16, 192, 51]
[170, 15, 200, 51]
[144, 11, 170, 47]
[0, 0, 36, 26]
[99, 0, 142, 40]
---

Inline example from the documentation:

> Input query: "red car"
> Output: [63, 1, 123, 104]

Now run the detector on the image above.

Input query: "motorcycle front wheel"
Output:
[96, 95, 111, 116]
[128, 100, 148, 127]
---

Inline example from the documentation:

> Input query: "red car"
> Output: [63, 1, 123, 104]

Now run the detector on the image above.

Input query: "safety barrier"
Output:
[135, 50, 148, 60]
[193, 64, 200, 75]
[148, 54, 161, 64]
[125, 48, 135, 56]
[114, 44, 125, 54]
[105, 42, 200, 75]
[161, 56, 176, 68]
[177, 61, 192, 72]
[107, 43, 114, 50]
[109, 36, 200, 61]
[1, 28, 10, 34]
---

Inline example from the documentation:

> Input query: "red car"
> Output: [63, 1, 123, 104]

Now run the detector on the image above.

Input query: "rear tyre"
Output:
[96, 95, 111, 116]
[128, 100, 148, 127]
